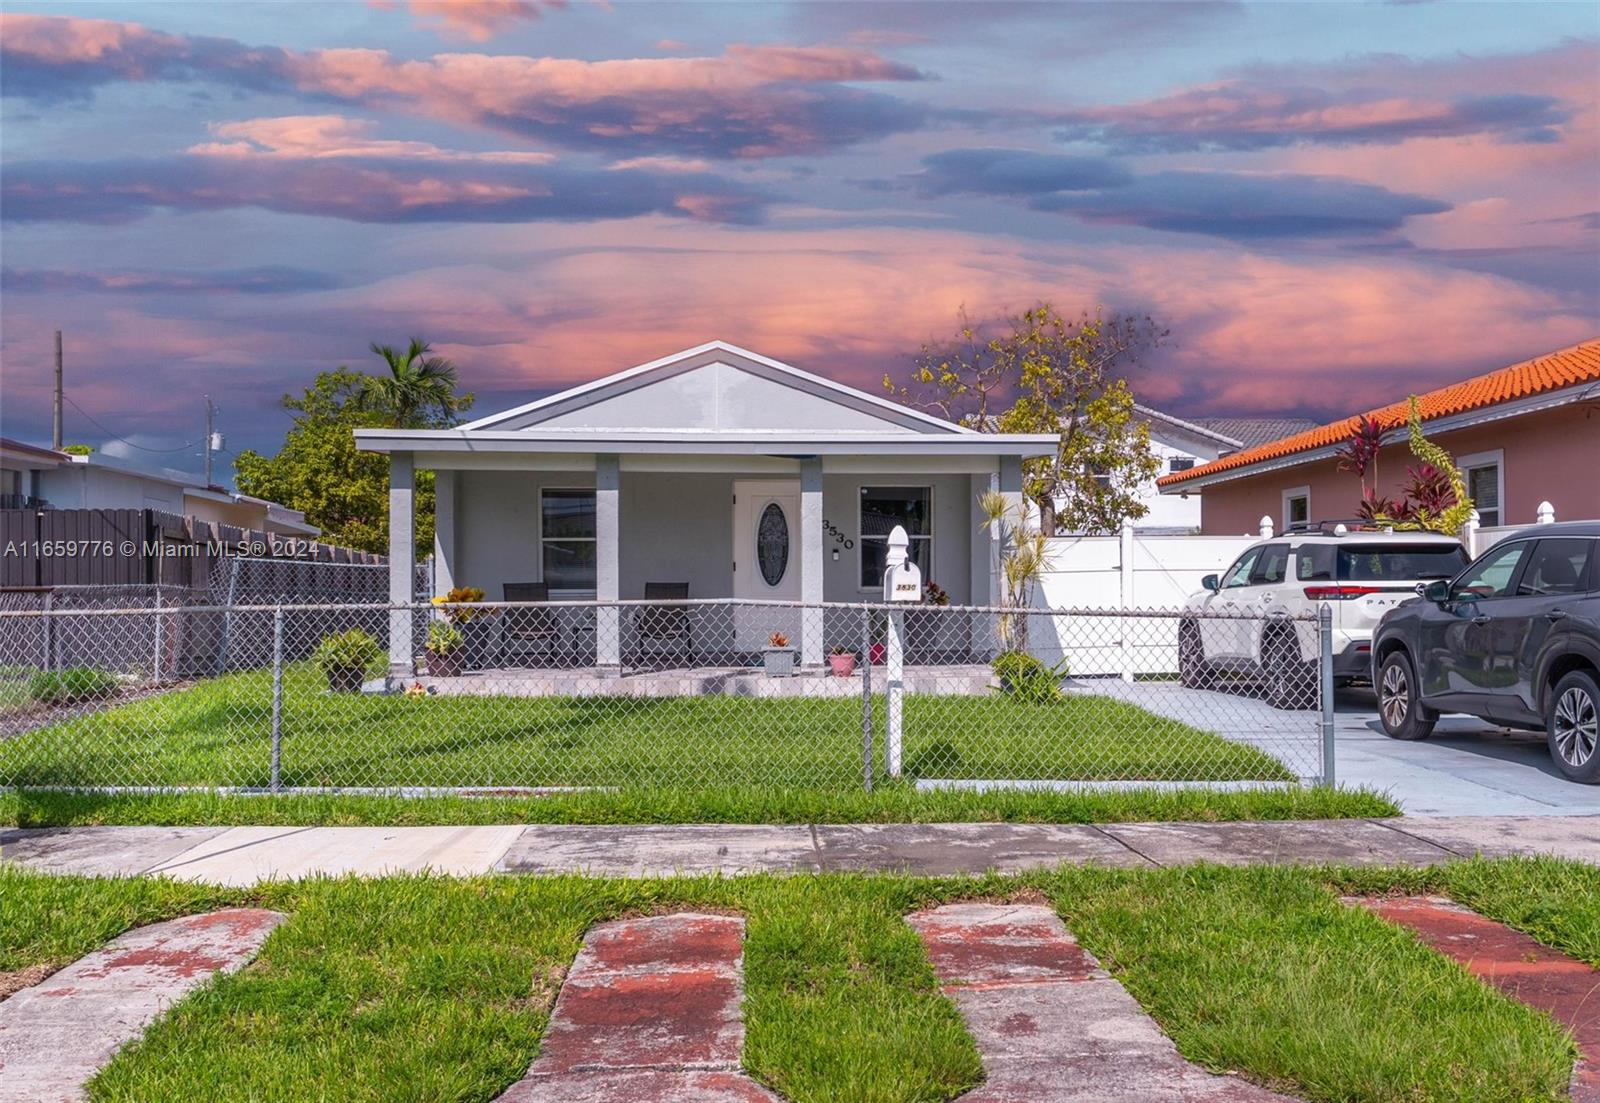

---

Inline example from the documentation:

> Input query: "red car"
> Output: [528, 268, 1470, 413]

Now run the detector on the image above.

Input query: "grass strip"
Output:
[0, 783, 1398, 828]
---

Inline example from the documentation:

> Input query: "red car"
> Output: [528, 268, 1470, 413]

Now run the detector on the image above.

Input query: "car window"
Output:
[1250, 543, 1289, 585]
[1296, 544, 1335, 581]
[1517, 538, 1594, 596]
[1222, 549, 1260, 589]
[1454, 540, 1531, 600]
[1337, 544, 1470, 581]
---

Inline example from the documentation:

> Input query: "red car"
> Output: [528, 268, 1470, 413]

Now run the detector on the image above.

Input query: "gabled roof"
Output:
[1131, 405, 1243, 448]
[1187, 417, 1319, 451]
[462, 340, 975, 435]
[1158, 339, 1600, 490]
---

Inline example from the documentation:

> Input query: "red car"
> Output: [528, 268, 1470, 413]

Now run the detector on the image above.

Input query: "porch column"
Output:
[433, 469, 455, 594]
[595, 454, 621, 672]
[387, 451, 415, 682]
[998, 454, 1024, 567]
[800, 457, 824, 667]
[970, 471, 997, 607]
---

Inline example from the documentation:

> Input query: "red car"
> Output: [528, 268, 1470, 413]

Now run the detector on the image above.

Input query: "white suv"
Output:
[1179, 527, 1470, 709]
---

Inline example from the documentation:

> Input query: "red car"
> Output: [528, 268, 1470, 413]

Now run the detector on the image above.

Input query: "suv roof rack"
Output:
[1282, 519, 1389, 535]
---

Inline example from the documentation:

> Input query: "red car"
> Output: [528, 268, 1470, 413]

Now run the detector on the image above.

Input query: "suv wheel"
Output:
[1263, 628, 1314, 711]
[1547, 670, 1600, 783]
[1179, 622, 1213, 689]
[1377, 650, 1436, 740]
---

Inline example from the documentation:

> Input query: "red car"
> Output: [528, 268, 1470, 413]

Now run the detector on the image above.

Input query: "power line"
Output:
[62, 395, 203, 455]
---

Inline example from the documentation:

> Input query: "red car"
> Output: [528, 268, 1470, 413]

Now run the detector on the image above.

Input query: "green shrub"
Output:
[29, 667, 118, 705]
[426, 621, 464, 654]
[313, 630, 382, 676]
[992, 651, 1067, 704]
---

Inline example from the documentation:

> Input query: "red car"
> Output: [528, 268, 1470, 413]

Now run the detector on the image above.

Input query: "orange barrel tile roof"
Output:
[1158, 339, 1600, 488]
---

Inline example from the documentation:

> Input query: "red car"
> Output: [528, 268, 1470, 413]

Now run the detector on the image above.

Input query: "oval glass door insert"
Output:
[756, 502, 789, 586]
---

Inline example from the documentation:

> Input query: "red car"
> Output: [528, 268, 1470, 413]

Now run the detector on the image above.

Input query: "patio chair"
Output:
[502, 582, 560, 667]
[635, 582, 692, 666]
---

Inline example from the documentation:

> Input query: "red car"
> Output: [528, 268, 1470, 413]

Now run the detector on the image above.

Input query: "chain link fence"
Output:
[0, 599, 1334, 794]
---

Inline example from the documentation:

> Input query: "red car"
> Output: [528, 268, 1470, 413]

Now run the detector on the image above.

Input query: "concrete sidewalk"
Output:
[3, 816, 1597, 884]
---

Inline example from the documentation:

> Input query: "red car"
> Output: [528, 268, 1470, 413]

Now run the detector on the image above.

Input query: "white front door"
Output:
[732, 480, 801, 650]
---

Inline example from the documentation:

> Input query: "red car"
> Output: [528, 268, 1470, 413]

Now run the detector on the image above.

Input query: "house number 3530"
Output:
[822, 520, 854, 550]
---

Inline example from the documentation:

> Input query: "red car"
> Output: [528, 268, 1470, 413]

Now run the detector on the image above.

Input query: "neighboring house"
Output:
[1156, 340, 1600, 534]
[1108, 407, 1317, 534]
[355, 340, 1058, 673]
[0, 438, 318, 537]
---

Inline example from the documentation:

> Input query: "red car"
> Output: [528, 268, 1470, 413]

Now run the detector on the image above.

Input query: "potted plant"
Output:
[314, 629, 381, 694]
[425, 620, 465, 677]
[827, 645, 857, 678]
[762, 631, 795, 678]
[431, 586, 491, 668]
[869, 615, 887, 665]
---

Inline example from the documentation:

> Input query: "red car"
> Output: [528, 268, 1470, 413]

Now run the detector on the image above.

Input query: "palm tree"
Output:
[367, 338, 467, 428]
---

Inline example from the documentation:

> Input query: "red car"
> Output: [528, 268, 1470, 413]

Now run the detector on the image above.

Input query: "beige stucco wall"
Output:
[1193, 404, 1600, 534]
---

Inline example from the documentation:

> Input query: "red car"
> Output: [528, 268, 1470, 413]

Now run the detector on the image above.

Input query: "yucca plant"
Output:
[980, 489, 1049, 653]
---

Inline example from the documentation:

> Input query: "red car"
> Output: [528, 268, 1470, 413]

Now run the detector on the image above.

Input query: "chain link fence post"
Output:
[1319, 602, 1335, 786]
[151, 587, 163, 685]
[269, 604, 284, 793]
[861, 604, 873, 792]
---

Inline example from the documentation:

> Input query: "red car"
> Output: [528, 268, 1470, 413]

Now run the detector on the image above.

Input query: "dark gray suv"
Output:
[1370, 521, 1600, 782]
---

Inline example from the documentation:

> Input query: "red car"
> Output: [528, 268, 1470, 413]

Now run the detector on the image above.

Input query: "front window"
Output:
[1454, 539, 1530, 600]
[540, 489, 596, 592]
[1168, 456, 1196, 474]
[1465, 462, 1501, 527]
[859, 486, 930, 589]
[1283, 487, 1309, 528]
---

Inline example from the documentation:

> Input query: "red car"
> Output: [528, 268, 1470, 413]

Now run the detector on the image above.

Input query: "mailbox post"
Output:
[881, 525, 922, 778]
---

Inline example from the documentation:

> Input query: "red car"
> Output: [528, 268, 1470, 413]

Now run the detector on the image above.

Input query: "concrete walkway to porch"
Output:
[3, 816, 1597, 885]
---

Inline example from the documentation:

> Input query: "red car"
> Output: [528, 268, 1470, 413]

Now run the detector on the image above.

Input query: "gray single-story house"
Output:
[356, 341, 1057, 676]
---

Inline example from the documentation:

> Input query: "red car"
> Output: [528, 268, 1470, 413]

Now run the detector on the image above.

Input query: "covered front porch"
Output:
[356, 341, 1056, 680]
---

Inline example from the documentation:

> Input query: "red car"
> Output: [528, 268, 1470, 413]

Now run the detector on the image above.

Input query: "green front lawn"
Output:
[0, 662, 1293, 790]
[3, 858, 1592, 1103]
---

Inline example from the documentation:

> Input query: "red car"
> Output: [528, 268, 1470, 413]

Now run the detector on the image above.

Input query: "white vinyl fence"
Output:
[1032, 522, 1255, 677]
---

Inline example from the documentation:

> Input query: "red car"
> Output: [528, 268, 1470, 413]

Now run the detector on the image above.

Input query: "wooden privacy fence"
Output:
[0, 508, 392, 678]
[0, 507, 383, 589]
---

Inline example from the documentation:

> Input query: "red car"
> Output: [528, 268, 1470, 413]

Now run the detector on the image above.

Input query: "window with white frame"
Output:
[1282, 486, 1310, 528]
[1458, 449, 1504, 527]
[540, 488, 596, 592]
[859, 486, 931, 589]
[1167, 456, 1196, 474]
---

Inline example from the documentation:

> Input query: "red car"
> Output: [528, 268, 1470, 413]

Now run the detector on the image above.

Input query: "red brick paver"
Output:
[1359, 895, 1600, 1103]
[496, 912, 780, 1102]
[0, 908, 284, 1103]
[908, 903, 1296, 1102]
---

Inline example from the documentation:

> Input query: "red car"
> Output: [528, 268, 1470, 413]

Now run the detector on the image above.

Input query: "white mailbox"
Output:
[881, 524, 923, 602]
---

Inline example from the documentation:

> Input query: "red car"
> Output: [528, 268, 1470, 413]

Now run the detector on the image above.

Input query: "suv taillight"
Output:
[1303, 585, 1382, 600]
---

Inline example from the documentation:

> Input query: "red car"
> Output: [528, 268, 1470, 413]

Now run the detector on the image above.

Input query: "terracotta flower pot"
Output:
[427, 648, 463, 677]
[828, 653, 857, 678]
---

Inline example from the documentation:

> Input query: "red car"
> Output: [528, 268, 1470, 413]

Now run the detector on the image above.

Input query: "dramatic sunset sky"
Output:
[1, 1, 1596, 477]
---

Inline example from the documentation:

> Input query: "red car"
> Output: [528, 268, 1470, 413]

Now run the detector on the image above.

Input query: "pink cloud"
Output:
[189, 115, 555, 163]
[1, 16, 928, 157]
[374, 0, 566, 43]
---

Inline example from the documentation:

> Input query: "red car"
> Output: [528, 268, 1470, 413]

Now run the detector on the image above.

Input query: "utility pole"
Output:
[203, 395, 215, 486]
[52, 330, 63, 450]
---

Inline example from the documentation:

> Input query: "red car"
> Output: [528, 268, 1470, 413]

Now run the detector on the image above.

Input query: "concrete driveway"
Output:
[1334, 687, 1600, 816]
